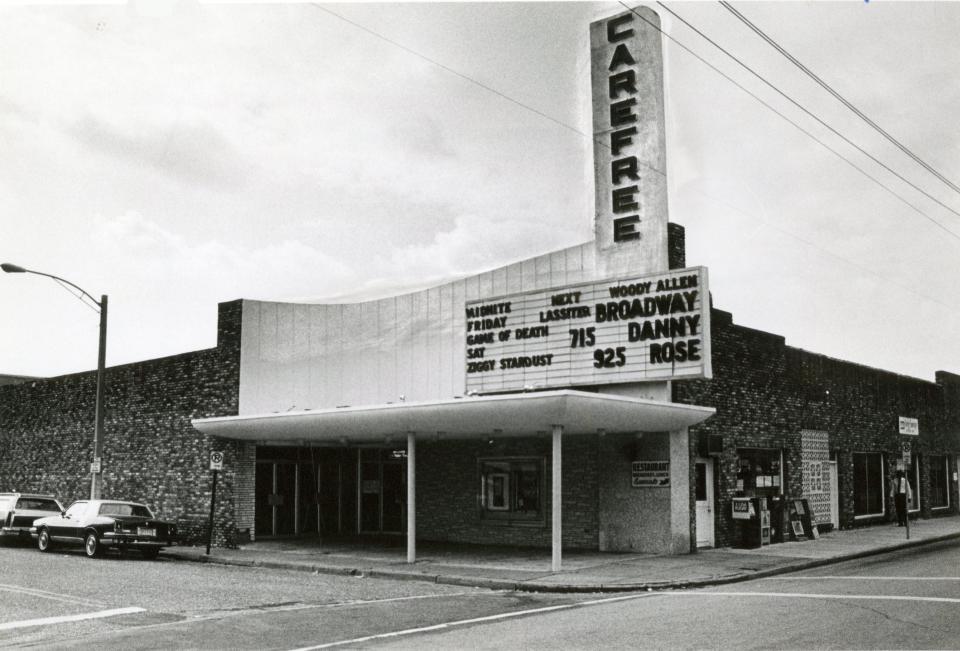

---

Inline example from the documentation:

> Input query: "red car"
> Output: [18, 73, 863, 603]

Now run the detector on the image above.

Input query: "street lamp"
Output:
[1, 262, 108, 500]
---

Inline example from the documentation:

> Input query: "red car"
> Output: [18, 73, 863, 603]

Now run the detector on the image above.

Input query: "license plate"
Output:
[137, 528, 156, 537]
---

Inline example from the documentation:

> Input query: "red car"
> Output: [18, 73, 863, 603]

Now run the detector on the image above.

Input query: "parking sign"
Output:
[209, 451, 224, 471]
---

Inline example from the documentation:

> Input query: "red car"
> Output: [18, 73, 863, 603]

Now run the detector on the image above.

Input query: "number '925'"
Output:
[593, 347, 626, 369]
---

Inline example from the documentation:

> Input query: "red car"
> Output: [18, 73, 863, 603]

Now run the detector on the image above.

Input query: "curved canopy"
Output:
[192, 389, 715, 442]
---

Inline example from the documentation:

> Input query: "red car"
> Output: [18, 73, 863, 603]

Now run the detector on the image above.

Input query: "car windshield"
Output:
[16, 498, 60, 511]
[99, 503, 153, 518]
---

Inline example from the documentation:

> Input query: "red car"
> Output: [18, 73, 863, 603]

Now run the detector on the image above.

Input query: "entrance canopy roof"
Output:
[192, 390, 715, 443]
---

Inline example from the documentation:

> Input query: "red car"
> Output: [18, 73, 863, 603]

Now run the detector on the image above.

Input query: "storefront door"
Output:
[695, 457, 715, 548]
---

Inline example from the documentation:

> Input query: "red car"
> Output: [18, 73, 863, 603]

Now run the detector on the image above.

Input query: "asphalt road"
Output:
[369, 539, 960, 650]
[2, 538, 960, 649]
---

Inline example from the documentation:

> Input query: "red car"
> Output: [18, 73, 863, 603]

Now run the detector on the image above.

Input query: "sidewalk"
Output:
[164, 516, 960, 593]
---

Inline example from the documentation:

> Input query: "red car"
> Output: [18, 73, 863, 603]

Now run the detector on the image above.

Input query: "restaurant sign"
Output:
[632, 460, 670, 487]
[898, 416, 919, 436]
[464, 266, 711, 393]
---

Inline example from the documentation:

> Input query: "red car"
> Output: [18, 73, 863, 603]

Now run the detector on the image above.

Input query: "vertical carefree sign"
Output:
[590, 7, 669, 277]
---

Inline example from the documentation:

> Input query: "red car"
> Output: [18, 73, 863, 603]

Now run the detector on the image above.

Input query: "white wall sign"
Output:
[899, 416, 919, 436]
[464, 266, 711, 393]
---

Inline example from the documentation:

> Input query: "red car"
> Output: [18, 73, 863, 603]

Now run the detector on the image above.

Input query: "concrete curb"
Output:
[162, 531, 960, 594]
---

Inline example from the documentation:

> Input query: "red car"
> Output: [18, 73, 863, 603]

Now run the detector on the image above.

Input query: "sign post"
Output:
[206, 451, 224, 555]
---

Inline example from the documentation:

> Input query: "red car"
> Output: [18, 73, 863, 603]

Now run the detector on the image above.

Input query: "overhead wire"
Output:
[615, 2, 960, 243]
[309, 3, 666, 176]
[652, 1, 960, 227]
[653, 1, 960, 229]
[691, 188, 960, 314]
[308, 0, 960, 265]
[719, 0, 960, 199]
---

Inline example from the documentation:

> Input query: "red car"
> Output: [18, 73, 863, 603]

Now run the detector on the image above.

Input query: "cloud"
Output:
[385, 212, 584, 282]
[67, 113, 246, 190]
[90, 211, 355, 301]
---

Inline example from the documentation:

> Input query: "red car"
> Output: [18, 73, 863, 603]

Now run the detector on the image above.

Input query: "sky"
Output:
[1, 1, 958, 384]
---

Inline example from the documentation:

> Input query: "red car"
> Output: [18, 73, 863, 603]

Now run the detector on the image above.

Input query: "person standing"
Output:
[892, 469, 912, 526]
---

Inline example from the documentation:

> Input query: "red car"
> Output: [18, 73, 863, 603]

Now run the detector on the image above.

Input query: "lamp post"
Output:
[1, 262, 107, 500]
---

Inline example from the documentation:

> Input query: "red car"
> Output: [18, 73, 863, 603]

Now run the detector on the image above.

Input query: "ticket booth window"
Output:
[479, 459, 543, 521]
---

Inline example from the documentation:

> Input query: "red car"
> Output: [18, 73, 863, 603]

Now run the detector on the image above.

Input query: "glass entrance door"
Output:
[255, 446, 404, 538]
[255, 460, 298, 537]
[358, 449, 405, 534]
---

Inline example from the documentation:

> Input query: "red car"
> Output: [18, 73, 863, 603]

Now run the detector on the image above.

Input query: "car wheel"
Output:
[37, 528, 53, 553]
[140, 547, 160, 560]
[84, 532, 102, 558]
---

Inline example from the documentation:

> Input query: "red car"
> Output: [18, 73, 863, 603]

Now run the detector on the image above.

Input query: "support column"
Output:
[552, 424, 563, 572]
[669, 426, 692, 554]
[407, 432, 416, 564]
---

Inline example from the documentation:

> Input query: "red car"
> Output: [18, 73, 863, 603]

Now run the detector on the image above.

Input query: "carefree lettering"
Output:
[606, 12, 642, 244]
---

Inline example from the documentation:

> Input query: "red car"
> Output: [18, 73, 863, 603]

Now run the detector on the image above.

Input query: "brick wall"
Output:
[416, 434, 598, 550]
[675, 308, 960, 547]
[668, 222, 685, 270]
[0, 300, 243, 547]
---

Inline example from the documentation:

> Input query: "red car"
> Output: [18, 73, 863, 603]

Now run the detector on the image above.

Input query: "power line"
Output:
[654, 1, 960, 226]
[617, 2, 960, 243]
[719, 0, 960, 199]
[688, 186, 960, 315]
[313, 2, 959, 246]
[308, 3, 666, 176]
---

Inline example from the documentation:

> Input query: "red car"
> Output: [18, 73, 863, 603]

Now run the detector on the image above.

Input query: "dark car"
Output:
[31, 499, 177, 559]
[0, 493, 64, 541]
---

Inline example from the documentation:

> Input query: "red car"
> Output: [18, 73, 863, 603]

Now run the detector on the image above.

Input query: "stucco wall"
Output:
[238, 243, 598, 414]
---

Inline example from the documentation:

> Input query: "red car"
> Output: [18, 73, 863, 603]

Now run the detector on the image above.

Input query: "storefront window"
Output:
[853, 452, 884, 517]
[929, 455, 950, 509]
[479, 459, 542, 520]
[735, 448, 782, 495]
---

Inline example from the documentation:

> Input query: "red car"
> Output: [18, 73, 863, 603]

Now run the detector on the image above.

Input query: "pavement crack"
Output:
[842, 599, 945, 634]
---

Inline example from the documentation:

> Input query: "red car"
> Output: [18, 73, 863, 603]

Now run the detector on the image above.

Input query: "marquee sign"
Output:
[464, 266, 711, 393]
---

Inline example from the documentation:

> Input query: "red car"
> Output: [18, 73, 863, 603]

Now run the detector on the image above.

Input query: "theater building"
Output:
[1, 8, 959, 561]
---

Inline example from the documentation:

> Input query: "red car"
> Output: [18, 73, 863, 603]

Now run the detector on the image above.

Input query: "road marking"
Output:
[291, 586, 960, 650]
[665, 591, 960, 604]
[337, 592, 483, 607]
[0, 583, 104, 607]
[0, 607, 145, 631]
[288, 593, 654, 650]
[762, 576, 960, 581]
